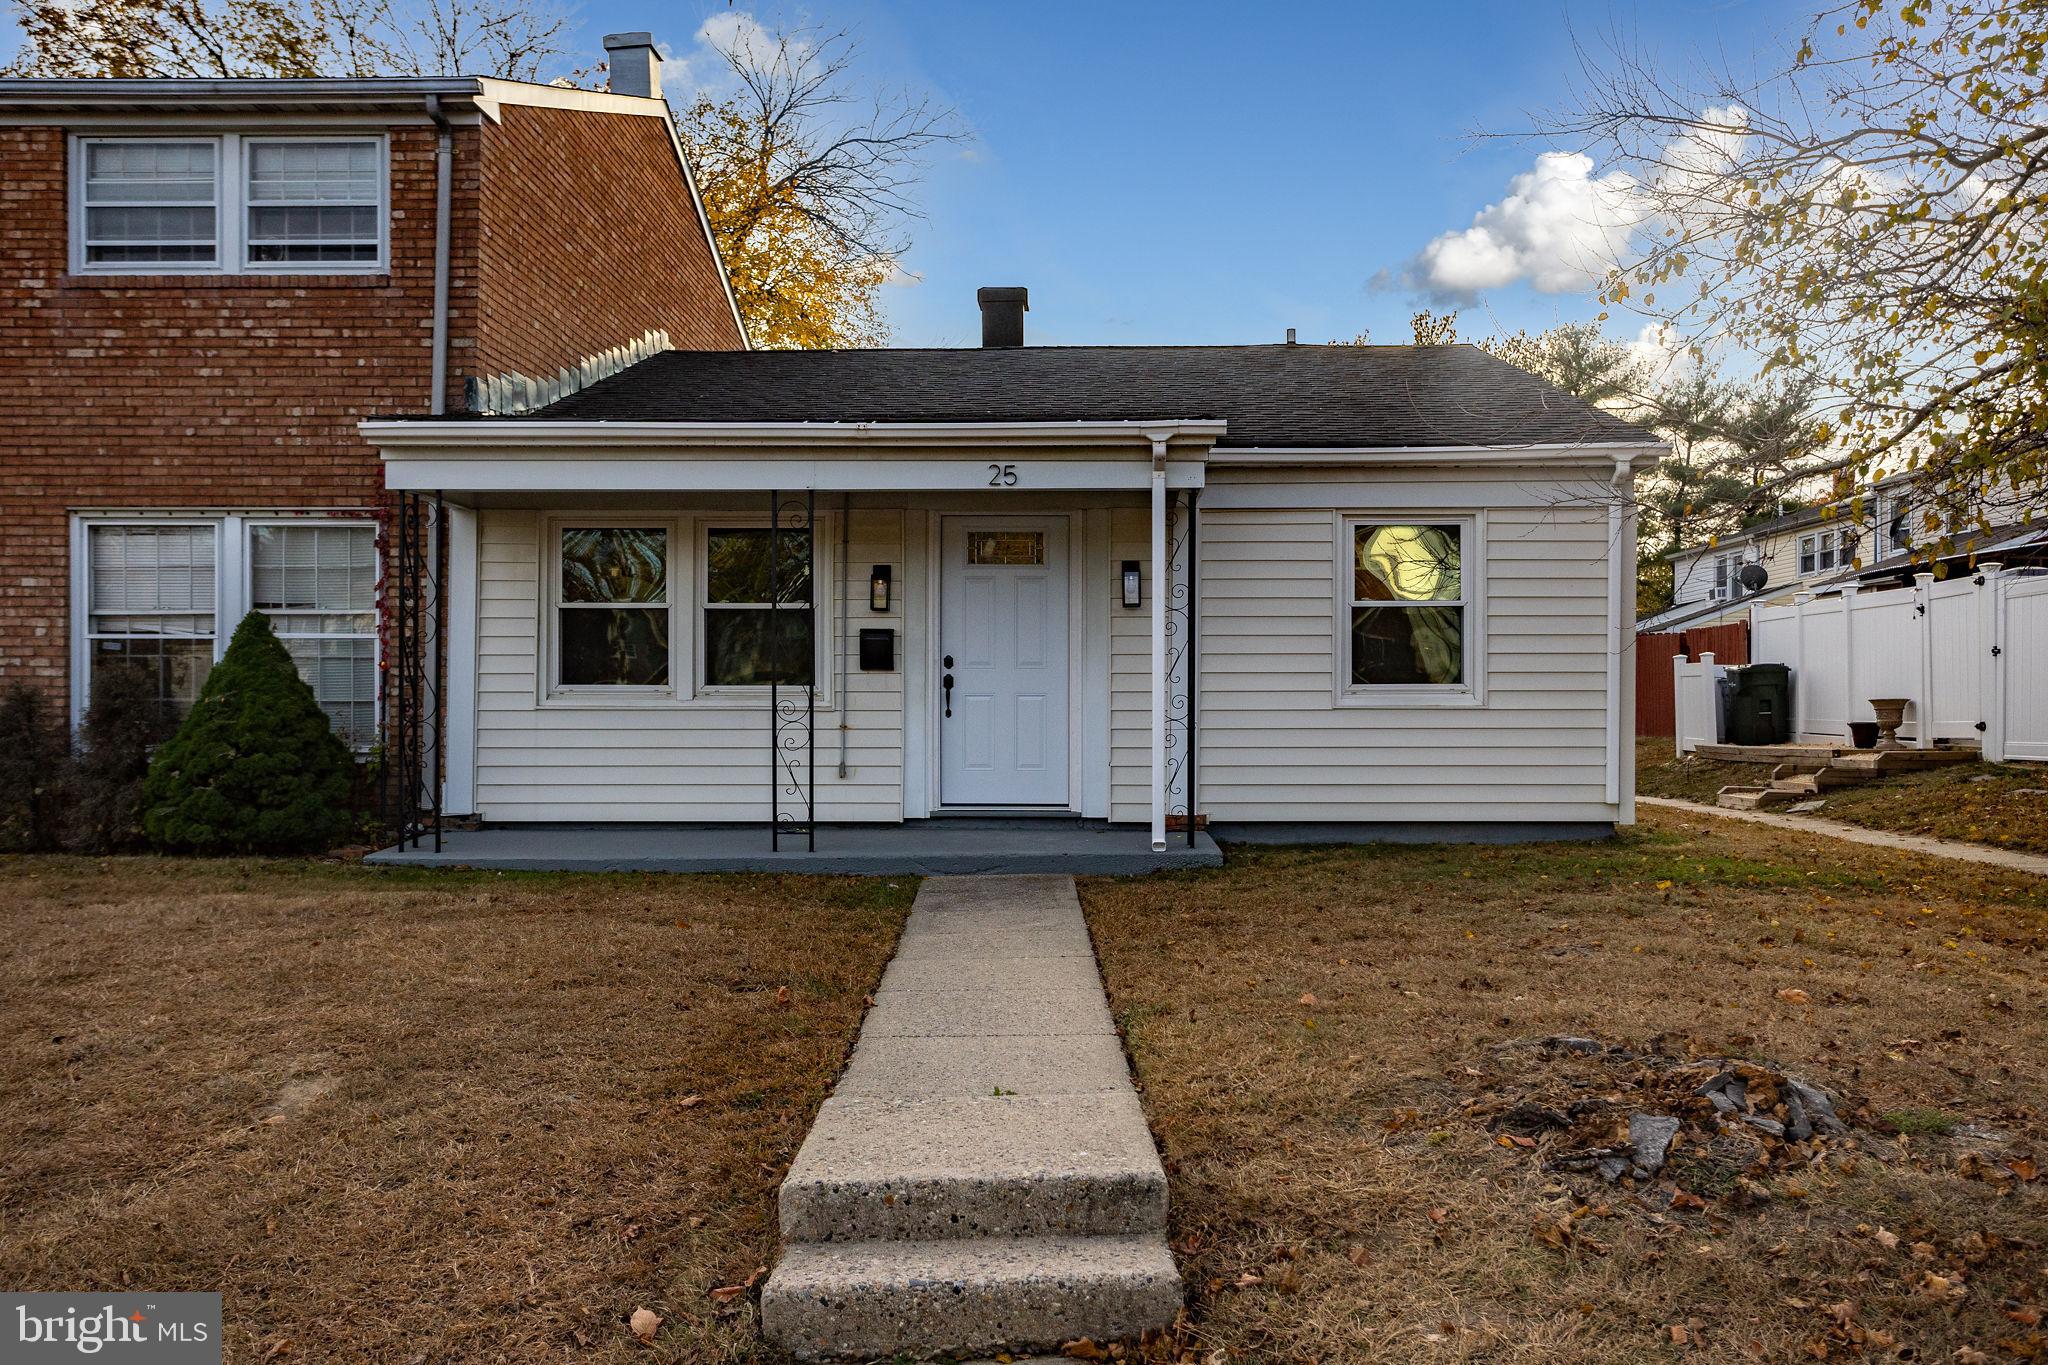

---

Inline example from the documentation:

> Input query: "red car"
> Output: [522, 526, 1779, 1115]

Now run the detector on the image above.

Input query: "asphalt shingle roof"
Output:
[505, 344, 1653, 449]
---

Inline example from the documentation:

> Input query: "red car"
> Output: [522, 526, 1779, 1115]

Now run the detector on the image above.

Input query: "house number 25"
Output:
[987, 463, 1019, 486]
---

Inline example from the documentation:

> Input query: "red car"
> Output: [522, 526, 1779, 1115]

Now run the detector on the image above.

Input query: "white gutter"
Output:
[1211, 441, 1665, 467]
[361, 418, 1230, 450]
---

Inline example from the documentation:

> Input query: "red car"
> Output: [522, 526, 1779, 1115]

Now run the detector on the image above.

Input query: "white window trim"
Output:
[535, 513, 836, 709]
[69, 512, 380, 746]
[70, 132, 390, 277]
[543, 518, 681, 704]
[1332, 511, 1485, 709]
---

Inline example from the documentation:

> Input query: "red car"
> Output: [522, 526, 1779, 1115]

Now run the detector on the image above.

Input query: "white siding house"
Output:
[365, 319, 1659, 854]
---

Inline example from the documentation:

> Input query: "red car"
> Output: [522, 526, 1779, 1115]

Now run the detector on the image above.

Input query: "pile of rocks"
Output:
[1478, 1036, 1860, 1189]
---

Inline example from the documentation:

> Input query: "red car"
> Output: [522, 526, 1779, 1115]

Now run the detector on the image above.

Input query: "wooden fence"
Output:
[1635, 621, 1750, 738]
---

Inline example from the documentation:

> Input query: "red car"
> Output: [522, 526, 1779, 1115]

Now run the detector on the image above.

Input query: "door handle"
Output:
[942, 673, 954, 717]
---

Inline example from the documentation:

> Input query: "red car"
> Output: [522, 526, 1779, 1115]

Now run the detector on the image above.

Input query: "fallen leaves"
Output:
[627, 1307, 661, 1343]
[1777, 988, 1813, 1006]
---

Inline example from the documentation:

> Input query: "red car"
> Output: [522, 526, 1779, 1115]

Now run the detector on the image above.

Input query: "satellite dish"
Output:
[1737, 563, 1769, 593]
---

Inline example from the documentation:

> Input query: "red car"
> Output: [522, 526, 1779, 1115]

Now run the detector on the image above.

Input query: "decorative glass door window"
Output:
[703, 527, 813, 686]
[250, 524, 378, 746]
[558, 527, 671, 687]
[966, 531, 1045, 565]
[1349, 523, 1465, 686]
[85, 524, 218, 717]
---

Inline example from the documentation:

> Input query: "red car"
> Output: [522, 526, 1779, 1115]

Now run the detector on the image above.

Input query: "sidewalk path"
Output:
[1638, 796, 2048, 878]
[761, 874, 1181, 1361]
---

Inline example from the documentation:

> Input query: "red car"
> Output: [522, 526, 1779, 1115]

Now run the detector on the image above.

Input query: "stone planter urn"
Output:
[1867, 697, 1910, 750]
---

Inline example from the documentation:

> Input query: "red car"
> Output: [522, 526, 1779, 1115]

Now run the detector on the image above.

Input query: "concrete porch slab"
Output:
[365, 822, 1221, 875]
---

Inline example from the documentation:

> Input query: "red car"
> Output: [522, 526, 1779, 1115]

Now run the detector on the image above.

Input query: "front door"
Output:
[939, 516, 1070, 806]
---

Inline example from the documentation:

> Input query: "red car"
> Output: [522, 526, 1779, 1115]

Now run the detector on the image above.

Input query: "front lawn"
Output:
[1085, 808, 2048, 1363]
[1637, 738, 2048, 856]
[0, 857, 911, 1363]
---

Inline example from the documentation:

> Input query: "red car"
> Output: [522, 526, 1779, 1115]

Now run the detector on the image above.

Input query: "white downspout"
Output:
[1149, 436, 1169, 852]
[1605, 456, 1626, 805]
[838, 492, 851, 779]
[425, 95, 453, 415]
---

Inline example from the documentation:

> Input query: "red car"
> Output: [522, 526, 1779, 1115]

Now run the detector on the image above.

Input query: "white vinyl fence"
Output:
[1672, 653, 1730, 754]
[1749, 564, 2048, 762]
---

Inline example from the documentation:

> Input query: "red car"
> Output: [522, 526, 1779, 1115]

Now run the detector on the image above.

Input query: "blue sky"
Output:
[2, 0, 1811, 348]
[606, 0, 1810, 348]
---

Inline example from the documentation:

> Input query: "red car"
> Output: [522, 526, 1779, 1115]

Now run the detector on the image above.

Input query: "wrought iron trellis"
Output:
[382, 490, 446, 851]
[768, 489, 816, 850]
[1163, 488, 1199, 847]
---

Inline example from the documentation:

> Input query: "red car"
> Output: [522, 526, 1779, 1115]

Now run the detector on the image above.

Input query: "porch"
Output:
[365, 819, 1222, 874]
[363, 419, 1217, 868]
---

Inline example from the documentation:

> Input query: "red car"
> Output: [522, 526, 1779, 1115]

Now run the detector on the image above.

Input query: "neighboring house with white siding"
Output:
[363, 289, 1661, 851]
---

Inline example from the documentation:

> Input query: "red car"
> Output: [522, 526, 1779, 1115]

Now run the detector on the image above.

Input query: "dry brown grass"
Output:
[0, 856, 911, 1363]
[1084, 809, 2048, 1364]
[1638, 738, 2048, 856]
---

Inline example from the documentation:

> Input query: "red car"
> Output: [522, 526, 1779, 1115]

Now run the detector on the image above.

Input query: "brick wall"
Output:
[0, 100, 742, 709]
[474, 103, 743, 379]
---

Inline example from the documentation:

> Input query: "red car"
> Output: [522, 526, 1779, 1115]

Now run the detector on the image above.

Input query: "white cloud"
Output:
[657, 11, 805, 100]
[1405, 151, 1641, 300]
[1625, 320, 1691, 386]
[1401, 107, 1750, 301]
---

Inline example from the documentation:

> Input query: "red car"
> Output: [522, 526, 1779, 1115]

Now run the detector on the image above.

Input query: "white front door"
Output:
[939, 516, 1070, 807]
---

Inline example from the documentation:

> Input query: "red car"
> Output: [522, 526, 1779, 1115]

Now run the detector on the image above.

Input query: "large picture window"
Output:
[557, 527, 671, 688]
[1347, 522, 1467, 688]
[85, 524, 218, 720]
[703, 527, 814, 687]
[73, 134, 386, 274]
[250, 524, 378, 747]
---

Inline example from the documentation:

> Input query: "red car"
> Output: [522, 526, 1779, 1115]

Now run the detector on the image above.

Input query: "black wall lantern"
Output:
[870, 564, 892, 612]
[1121, 559, 1142, 609]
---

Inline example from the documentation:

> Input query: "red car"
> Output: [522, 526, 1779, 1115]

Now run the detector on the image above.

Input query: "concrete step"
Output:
[780, 1092, 1168, 1242]
[1718, 785, 1801, 810]
[761, 1232, 1182, 1362]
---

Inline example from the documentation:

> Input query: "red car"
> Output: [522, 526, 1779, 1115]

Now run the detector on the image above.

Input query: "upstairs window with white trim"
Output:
[73, 135, 387, 274]
[85, 524, 218, 720]
[244, 139, 381, 265]
[250, 525, 379, 747]
[1798, 529, 1839, 576]
[1346, 522, 1468, 688]
[80, 140, 220, 268]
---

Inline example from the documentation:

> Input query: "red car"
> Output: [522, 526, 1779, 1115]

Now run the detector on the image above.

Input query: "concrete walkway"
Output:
[1638, 796, 2048, 877]
[761, 875, 1181, 1361]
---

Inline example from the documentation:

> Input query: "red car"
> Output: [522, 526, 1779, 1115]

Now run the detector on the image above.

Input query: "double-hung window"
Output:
[85, 524, 218, 721]
[1798, 530, 1838, 576]
[555, 527, 673, 690]
[77, 517, 378, 745]
[703, 527, 814, 687]
[250, 525, 379, 747]
[1345, 521, 1469, 691]
[73, 135, 386, 274]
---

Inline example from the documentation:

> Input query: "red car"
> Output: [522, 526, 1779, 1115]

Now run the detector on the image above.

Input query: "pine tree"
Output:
[142, 612, 354, 854]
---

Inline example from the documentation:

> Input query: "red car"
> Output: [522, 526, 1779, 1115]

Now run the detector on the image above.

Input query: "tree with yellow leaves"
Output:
[1540, 0, 2047, 553]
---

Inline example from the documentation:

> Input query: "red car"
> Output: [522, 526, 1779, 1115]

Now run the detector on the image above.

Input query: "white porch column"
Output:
[443, 503, 479, 817]
[1149, 437, 1169, 852]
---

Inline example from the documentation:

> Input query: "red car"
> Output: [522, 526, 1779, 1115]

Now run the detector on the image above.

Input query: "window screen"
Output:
[87, 524, 218, 717]
[82, 141, 218, 266]
[703, 527, 813, 686]
[245, 140, 380, 264]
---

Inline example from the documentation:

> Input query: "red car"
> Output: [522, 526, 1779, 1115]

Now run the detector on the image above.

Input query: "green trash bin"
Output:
[1726, 663, 1792, 745]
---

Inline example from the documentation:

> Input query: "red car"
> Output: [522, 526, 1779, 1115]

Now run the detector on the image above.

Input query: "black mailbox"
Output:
[858, 628, 895, 672]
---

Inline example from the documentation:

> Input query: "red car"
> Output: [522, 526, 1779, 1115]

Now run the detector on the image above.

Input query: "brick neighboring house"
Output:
[0, 36, 745, 751]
